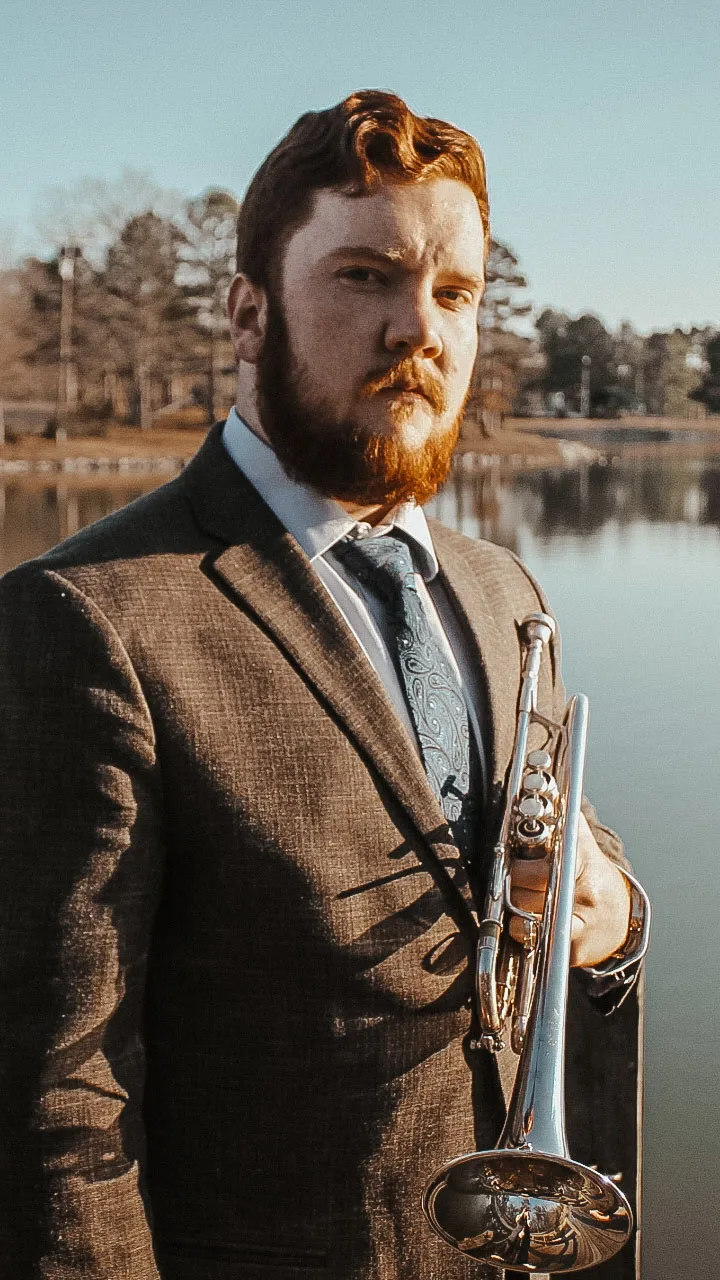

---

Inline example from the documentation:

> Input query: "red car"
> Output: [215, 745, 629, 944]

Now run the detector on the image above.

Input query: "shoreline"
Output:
[1, 417, 719, 477]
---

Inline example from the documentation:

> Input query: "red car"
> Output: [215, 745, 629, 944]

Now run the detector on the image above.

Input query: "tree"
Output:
[690, 331, 720, 414]
[3, 253, 107, 412]
[7, 172, 189, 423]
[33, 170, 183, 268]
[465, 240, 532, 437]
[0, 267, 43, 401]
[99, 213, 196, 428]
[610, 321, 648, 415]
[535, 310, 615, 415]
[14, 257, 63, 365]
[478, 239, 532, 333]
[178, 189, 239, 423]
[643, 329, 702, 417]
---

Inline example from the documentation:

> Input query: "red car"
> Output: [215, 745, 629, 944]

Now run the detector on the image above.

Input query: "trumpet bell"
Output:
[422, 1149, 633, 1273]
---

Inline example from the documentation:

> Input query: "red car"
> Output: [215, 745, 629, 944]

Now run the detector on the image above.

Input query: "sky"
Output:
[1, 0, 717, 334]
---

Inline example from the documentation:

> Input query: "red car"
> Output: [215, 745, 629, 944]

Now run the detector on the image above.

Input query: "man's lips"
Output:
[361, 368, 445, 412]
[376, 384, 429, 400]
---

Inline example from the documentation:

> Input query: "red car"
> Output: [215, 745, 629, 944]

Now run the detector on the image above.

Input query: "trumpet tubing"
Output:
[422, 613, 633, 1273]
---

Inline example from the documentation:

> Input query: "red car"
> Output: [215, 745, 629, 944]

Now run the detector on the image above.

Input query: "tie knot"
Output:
[334, 533, 417, 602]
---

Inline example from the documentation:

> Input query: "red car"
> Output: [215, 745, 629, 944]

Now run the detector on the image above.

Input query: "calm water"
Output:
[2, 454, 718, 1279]
[432, 458, 720, 1280]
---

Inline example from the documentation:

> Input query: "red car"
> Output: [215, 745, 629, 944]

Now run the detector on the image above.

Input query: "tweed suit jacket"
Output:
[0, 425, 641, 1280]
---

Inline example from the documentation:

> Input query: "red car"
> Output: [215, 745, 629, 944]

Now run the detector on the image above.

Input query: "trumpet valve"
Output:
[514, 795, 552, 854]
[512, 757, 560, 856]
[523, 769, 558, 802]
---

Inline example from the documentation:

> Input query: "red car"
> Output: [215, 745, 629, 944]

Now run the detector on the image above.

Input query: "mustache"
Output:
[360, 360, 446, 414]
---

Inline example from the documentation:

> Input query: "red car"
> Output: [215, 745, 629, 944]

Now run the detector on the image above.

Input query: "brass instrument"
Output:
[422, 613, 633, 1273]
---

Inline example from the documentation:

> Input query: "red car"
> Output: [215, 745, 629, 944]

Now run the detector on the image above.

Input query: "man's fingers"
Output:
[508, 852, 582, 951]
[507, 859, 549, 929]
[509, 885, 545, 916]
[506, 813, 629, 966]
[509, 855, 551, 892]
[508, 855, 584, 953]
[508, 909, 584, 946]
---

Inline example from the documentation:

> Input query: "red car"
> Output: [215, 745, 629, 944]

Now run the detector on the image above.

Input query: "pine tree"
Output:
[100, 213, 195, 428]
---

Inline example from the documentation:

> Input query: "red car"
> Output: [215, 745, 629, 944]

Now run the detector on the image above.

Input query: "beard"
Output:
[255, 294, 469, 508]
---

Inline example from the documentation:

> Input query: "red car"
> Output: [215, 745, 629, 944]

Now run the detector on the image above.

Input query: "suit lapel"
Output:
[181, 427, 477, 937]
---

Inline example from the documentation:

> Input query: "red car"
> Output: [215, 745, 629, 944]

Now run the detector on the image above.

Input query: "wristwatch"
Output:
[581, 867, 651, 1008]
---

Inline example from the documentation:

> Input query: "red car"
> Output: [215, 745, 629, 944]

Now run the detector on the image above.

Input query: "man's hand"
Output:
[508, 811, 632, 968]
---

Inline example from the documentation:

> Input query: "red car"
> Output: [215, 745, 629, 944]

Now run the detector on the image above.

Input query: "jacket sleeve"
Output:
[0, 564, 164, 1279]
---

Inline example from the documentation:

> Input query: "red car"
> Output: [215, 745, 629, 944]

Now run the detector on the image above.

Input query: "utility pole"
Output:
[57, 245, 79, 443]
[580, 354, 591, 418]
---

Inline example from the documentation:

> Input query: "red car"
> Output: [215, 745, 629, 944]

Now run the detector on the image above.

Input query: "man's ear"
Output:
[228, 273, 268, 364]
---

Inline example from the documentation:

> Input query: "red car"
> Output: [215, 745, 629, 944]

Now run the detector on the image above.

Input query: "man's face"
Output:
[255, 177, 486, 506]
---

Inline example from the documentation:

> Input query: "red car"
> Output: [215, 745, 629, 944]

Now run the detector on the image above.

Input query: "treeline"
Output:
[0, 175, 717, 432]
[529, 311, 718, 420]
[0, 186, 239, 429]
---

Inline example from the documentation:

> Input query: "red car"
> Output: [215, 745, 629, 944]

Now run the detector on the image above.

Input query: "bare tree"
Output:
[33, 170, 184, 267]
[178, 189, 239, 422]
[2, 252, 112, 415]
[0, 268, 43, 401]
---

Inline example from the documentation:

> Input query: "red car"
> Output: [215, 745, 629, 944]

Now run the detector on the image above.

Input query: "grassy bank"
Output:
[0, 413, 570, 473]
[3, 412, 719, 475]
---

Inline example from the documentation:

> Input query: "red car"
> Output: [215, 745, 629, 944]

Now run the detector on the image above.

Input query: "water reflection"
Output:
[0, 476, 167, 574]
[2, 456, 720, 573]
[428, 456, 720, 549]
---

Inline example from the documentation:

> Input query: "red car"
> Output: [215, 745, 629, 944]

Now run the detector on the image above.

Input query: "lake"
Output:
[2, 451, 718, 1279]
[430, 455, 720, 1280]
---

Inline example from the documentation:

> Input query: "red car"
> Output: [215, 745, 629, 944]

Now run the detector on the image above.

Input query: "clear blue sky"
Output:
[1, 0, 717, 333]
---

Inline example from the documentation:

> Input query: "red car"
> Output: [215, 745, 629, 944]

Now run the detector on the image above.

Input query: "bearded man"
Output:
[0, 92, 647, 1280]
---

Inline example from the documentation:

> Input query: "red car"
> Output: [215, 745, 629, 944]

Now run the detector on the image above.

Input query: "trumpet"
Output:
[423, 613, 633, 1273]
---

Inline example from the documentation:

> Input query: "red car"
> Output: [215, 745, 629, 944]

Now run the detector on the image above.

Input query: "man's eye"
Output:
[339, 268, 384, 284]
[438, 288, 472, 305]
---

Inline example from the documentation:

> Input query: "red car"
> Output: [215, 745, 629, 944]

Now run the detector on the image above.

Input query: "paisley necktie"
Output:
[334, 532, 479, 860]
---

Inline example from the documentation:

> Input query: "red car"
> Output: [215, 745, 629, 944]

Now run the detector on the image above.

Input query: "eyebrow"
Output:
[321, 246, 485, 291]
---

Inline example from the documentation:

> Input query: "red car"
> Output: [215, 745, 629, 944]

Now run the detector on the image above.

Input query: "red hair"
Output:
[236, 90, 490, 287]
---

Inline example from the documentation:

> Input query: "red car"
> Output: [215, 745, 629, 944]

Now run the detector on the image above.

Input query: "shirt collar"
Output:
[221, 407, 439, 580]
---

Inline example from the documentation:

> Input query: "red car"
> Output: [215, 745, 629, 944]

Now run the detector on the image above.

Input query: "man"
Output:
[0, 92, 647, 1279]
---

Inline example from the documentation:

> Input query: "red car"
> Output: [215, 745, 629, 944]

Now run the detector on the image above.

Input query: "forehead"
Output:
[283, 178, 486, 277]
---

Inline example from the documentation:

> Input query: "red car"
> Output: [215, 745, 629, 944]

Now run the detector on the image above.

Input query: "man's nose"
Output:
[383, 286, 442, 359]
